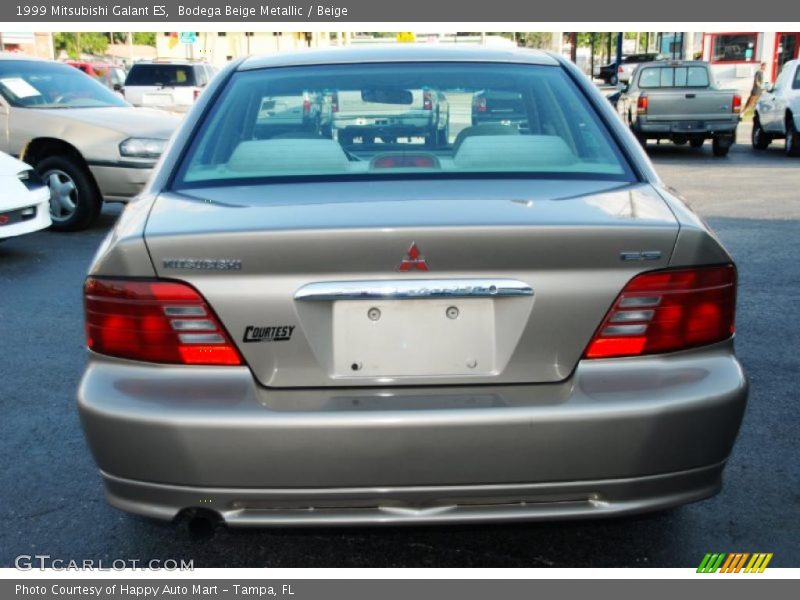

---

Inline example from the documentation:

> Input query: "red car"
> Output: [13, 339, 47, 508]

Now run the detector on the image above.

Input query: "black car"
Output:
[471, 89, 528, 131]
[598, 53, 660, 85]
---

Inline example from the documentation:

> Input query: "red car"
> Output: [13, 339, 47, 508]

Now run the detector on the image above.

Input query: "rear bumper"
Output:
[102, 463, 725, 526]
[78, 342, 747, 524]
[635, 119, 738, 136]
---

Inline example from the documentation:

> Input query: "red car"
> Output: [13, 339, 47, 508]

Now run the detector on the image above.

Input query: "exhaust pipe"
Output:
[175, 507, 223, 537]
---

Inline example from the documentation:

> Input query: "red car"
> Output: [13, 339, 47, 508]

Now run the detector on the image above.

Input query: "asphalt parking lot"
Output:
[1, 128, 798, 568]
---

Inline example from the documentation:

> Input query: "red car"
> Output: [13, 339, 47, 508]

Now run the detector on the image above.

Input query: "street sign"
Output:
[179, 32, 197, 45]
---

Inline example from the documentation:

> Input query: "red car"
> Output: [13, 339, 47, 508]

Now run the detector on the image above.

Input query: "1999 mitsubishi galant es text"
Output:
[78, 46, 748, 527]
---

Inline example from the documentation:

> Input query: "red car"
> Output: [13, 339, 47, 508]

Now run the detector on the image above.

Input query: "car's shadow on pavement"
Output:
[643, 140, 794, 166]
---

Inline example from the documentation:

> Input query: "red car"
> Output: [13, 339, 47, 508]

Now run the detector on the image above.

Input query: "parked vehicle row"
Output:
[0, 54, 179, 231]
[2, 51, 796, 242]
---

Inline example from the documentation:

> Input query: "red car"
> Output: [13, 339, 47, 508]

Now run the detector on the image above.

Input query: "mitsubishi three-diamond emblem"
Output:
[398, 242, 429, 271]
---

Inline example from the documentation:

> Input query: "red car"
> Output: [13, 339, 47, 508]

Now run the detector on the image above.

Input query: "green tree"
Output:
[132, 32, 156, 46]
[517, 32, 553, 49]
[53, 32, 109, 58]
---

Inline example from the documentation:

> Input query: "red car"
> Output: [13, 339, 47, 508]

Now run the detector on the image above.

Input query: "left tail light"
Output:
[423, 91, 433, 110]
[84, 278, 243, 366]
[583, 264, 737, 359]
[193, 88, 201, 101]
[732, 94, 742, 114]
[637, 94, 648, 115]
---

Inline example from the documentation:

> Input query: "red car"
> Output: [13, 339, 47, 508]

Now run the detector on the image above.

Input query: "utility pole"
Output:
[569, 32, 577, 63]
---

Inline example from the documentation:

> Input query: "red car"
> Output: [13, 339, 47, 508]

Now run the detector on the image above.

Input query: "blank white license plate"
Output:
[143, 93, 173, 106]
[333, 299, 496, 378]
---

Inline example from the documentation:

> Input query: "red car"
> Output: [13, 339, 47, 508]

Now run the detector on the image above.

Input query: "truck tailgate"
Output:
[645, 90, 736, 121]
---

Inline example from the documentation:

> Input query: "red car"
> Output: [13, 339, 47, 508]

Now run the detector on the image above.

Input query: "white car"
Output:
[122, 60, 216, 113]
[752, 58, 800, 156]
[0, 152, 51, 241]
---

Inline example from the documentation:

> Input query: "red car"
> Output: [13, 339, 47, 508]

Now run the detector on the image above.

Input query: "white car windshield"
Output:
[0, 60, 129, 109]
[175, 62, 634, 187]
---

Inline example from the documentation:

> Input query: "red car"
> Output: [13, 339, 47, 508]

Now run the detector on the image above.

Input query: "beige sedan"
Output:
[0, 54, 180, 231]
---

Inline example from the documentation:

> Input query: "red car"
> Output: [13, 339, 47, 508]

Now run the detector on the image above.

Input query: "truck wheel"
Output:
[630, 125, 646, 148]
[786, 118, 800, 157]
[339, 131, 354, 146]
[690, 138, 705, 148]
[712, 135, 732, 157]
[436, 123, 449, 147]
[424, 129, 437, 148]
[36, 155, 102, 232]
[751, 116, 770, 150]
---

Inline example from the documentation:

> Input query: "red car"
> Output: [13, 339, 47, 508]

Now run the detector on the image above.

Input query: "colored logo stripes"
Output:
[697, 553, 773, 573]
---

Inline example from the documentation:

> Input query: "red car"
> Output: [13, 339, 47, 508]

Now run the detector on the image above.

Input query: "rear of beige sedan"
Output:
[78, 47, 747, 527]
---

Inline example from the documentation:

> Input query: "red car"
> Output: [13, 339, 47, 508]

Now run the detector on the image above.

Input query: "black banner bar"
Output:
[1, 0, 798, 22]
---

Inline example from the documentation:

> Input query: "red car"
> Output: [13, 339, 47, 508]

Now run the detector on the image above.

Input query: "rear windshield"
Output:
[173, 62, 634, 188]
[125, 64, 197, 87]
[638, 66, 710, 88]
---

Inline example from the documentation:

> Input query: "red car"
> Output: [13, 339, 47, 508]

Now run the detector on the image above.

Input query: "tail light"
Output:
[473, 95, 487, 113]
[193, 88, 201, 101]
[302, 92, 311, 116]
[618, 66, 624, 73]
[637, 94, 648, 115]
[84, 278, 243, 366]
[371, 155, 438, 169]
[423, 90, 433, 110]
[331, 92, 339, 113]
[584, 264, 736, 359]
[732, 94, 742, 114]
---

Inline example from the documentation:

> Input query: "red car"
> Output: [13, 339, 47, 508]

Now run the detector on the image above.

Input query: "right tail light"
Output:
[584, 264, 736, 359]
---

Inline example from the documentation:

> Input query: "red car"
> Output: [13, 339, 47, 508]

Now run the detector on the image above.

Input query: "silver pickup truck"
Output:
[617, 61, 742, 156]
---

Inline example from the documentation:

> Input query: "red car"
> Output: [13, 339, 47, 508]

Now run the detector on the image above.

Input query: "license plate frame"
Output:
[672, 120, 706, 132]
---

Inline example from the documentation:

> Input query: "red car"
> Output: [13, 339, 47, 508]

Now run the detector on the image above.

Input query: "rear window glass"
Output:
[125, 64, 196, 87]
[639, 66, 710, 88]
[173, 62, 634, 188]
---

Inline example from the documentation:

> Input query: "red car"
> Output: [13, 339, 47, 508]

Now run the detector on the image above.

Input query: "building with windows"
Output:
[699, 32, 800, 95]
[154, 32, 343, 67]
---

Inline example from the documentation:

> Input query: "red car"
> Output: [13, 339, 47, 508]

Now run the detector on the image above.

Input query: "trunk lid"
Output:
[145, 179, 679, 387]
